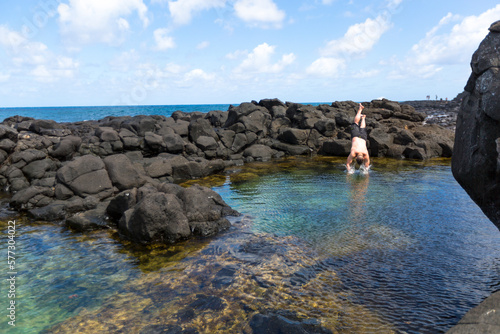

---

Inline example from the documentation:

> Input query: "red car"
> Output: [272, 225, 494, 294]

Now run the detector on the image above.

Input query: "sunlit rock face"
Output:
[452, 20, 500, 230]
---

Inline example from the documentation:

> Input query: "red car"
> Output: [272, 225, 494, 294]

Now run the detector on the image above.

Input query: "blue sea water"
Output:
[0, 104, 233, 123]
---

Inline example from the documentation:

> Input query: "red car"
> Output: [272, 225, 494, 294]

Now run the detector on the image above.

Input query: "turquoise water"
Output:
[0, 158, 499, 333]
[213, 158, 500, 333]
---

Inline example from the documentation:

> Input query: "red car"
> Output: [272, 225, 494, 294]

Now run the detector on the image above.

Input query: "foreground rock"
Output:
[452, 20, 500, 230]
[446, 290, 500, 334]
[114, 183, 238, 244]
[0, 97, 454, 244]
[449, 20, 500, 334]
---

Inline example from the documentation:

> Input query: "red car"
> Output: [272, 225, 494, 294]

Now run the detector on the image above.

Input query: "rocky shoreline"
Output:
[403, 92, 465, 130]
[0, 98, 454, 244]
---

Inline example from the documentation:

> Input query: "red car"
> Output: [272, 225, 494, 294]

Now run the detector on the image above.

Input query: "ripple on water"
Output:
[3, 157, 500, 334]
[48, 228, 397, 333]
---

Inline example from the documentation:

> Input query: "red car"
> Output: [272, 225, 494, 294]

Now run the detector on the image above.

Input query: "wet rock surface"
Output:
[0, 98, 454, 244]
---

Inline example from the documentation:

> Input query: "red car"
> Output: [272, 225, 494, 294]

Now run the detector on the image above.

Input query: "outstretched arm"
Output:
[346, 152, 354, 171]
[364, 154, 370, 168]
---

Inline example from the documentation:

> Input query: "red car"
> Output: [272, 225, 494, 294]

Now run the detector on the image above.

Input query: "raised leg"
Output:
[353, 103, 364, 125]
[360, 115, 366, 128]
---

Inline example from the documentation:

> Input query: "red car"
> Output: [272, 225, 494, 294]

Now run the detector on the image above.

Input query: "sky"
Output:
[0, 0, 499, 107]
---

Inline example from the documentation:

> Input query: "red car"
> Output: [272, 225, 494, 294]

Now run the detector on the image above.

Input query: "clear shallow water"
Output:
[214, 157, 500, 333]
[0, 157, 499, 333]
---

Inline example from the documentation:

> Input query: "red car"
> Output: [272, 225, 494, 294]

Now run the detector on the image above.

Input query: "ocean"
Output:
[0, 104, 234, 123]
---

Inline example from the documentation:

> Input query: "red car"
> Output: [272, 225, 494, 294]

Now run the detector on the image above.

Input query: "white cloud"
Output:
[0, 25, 27, 53]
[154, 28, 176, 50]
[184, 69, 215, 81]
[321, 15, 392, 58]
[234, 0, 286, 29]
[0, 73, 10, 82]
[0, 25, 79, 83]
[388, 4, 500, 80]
[307, 14, 391, 78]
[306, 57, 346, 77]
[234, 43, 295, 74]
[31, 56, 80, 83]
[226, 49, 248, 60]
[352, 69, 381, 78]
[197, 41, 210, 50]
[110, 50, 141, 71]
[58, 0, 149, 46]
[168, 0, 226, 26]
[411, 5, 500, 67]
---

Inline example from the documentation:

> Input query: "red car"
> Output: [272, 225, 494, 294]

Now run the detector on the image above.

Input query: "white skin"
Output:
[346, 103, 370, 171]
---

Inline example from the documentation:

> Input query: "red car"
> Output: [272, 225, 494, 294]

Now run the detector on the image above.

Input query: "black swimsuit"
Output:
[351, 122, 368, 141]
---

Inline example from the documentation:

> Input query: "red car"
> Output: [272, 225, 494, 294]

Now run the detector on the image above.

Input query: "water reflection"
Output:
[347, 173, 370, 224]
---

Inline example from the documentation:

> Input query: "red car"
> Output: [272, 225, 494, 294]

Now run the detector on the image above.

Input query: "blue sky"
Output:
[0, 0, 499, 107]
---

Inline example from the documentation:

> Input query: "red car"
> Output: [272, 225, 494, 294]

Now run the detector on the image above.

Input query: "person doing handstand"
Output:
[346, 103, 370, 173]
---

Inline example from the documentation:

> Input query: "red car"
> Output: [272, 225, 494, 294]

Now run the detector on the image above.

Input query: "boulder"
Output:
[103, 154, 146, 191]
[144, 131, 165, 152]
[195, 135, 218, 151]
[122, 116, 156, 136]
[286, 104, 323, 129]
[314, 118, 336, 137]
[0, 124, 18, 142]
[118, 192, 191, 244]
[368, 128, 393, 157]
[106, 188, 138, 221]
[0, 139, 17, 153]
[452, 21, 500, 229]
[271, 141, 311, 156]
[10, 186, 54, 210]
[11, 149, 46, 165]
[163, 133, 185, 153]
[56, 155, 114, 199]
[144, 154, 189, 179]
[188, 118, 218, 143]
[66, 202, 110, 231]
[50, 136, 82, 160]
[320, 139, 351, 156]
[171, 158, 225, 182]
[178, 184, 237, 235]
[224, 102, 267, 128]
[278, 128, 309, 146]
[258, 98, 286, 112]
[243, 144, 275, 161]
[205, 110, 228, 127]
[96, 127, 120, 142]
[119, 128, 142, 149]
[22, 158, 57, 180]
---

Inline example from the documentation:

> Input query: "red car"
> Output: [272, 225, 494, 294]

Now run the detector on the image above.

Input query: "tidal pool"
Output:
[0, 157, 499, 333]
